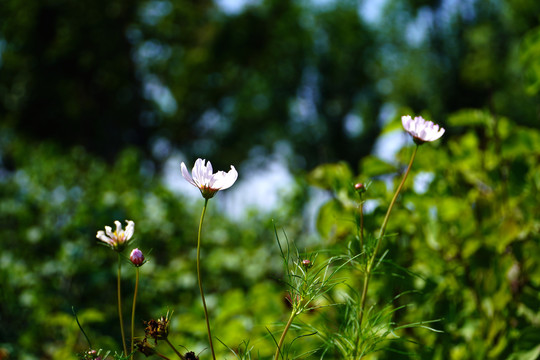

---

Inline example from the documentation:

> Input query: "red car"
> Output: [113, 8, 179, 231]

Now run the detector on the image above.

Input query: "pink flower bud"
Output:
[302, 259, 312, 269]
[355, 183, 365, 192]
[130, 248, 145, 267]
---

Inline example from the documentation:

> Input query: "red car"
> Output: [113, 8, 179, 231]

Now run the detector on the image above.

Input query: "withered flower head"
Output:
[185, 351, 199, 360]
[144, 311, 172, 344]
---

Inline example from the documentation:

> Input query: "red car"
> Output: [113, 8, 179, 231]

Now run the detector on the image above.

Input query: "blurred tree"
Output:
[0, 0, 150, 160]
[381, 0, 540, 127]
[2, 0, 539, 169]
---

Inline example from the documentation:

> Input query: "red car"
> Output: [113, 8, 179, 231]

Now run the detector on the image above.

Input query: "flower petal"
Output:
[182, 158, 238, 198]
[401, 115, 445, 143]
[114, 220, 122, 235]
[96, 231, 114, 246]
[212, 166, 238, 190]
[181, 162, 198, 187]
[124, 220, 135, 240]
[193, 158, 208, 187]
[402, 115, 413, 132]
[105, 226, 114, 238]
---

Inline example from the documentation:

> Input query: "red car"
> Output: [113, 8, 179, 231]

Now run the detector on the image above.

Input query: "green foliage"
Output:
[0, 129, 305, 359]
[308, 109, 540, 359]
[520, 26, 540, 95]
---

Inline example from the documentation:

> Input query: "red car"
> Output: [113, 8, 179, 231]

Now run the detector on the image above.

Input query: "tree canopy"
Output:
[2, 0, 537, 168]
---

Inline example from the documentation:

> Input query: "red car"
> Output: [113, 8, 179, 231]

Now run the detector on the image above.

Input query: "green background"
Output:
[1, 0, 539, 358]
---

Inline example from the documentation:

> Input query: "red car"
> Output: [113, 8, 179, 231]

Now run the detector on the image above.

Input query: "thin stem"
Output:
[165, 338, 186, 360]
[274, 309, 297, 360]
[374, 145, 418, 257]
[357, 201, 365, 250]
[197, 198, 216, 360]
[356, 145, 419, 356]
[72, 306, 92, 349]
[118, 253, 128, 356]
[131, 267, 140, 360]
[155, 352, 173, 360]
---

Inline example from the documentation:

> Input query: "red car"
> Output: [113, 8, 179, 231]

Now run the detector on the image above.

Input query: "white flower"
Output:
[96, 220, 135, 252]
[181, 158, 238, 199]
[401, 115, 445, 144]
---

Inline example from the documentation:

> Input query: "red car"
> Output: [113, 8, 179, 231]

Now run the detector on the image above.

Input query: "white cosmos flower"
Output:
[96, 220, 135, 252]
[402, 115, 445, 144]
[181, 158, 238, 199]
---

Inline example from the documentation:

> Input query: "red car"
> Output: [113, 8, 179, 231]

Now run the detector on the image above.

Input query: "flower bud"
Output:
[355, 183, 366, 193]
[130, 248, 145, 267]
[84, 350, 101, 360]
[302, 259, 312, 269]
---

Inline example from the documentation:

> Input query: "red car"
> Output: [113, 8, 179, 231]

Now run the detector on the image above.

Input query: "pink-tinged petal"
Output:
[402, 115, 413, 131]
[212, 166, 238, 190]
[203, 160, 214, 185]
[96, 231, 113, 246]
[401, 115, 445, 143]
[182, 158, 238, 198]
[205, 160, 213, 178]
[193, 158, 208, 186]
[181, 162, 198, 187]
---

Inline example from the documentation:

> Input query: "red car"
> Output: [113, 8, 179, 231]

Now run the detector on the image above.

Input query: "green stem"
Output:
[357, 201, 365, 251]
[131, 267, 140, 360]
[274, 309, 297, 360]
[197, 198, 216, 360]
[155, 352, 172, 360]
[356, 145, 419, 356]
[118, 254, 128, 356]
[165, 338, 186, 360]
[374, 145, 418, 257]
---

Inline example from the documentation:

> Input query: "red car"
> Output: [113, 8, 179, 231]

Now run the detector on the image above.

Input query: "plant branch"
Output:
[274, 309, 297, 360]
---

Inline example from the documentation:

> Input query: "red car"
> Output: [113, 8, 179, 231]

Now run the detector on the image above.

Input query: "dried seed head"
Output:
[185, 351, 199, 360]
[143, 312, 171, 344]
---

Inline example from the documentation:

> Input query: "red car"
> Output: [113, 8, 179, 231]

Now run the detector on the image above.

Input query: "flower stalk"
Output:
[131, 267, 140, 360]
[197, 198, 216, 360]
[274, 309, 297, 360]
[117, 253, 128, 356]
[165, 338, 186, 360]
[181, 158, 238, 360]
[356, 144, 418, 353]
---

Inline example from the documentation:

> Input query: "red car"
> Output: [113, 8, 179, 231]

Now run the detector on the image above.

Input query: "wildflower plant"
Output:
[181, 158, 238, 360]
[74, 118, 448, 359]
[96, 220, 136, 356]
[306, 115, 446, 358]
[358, 115, 445, 327]
[129, 248, 146, 359]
